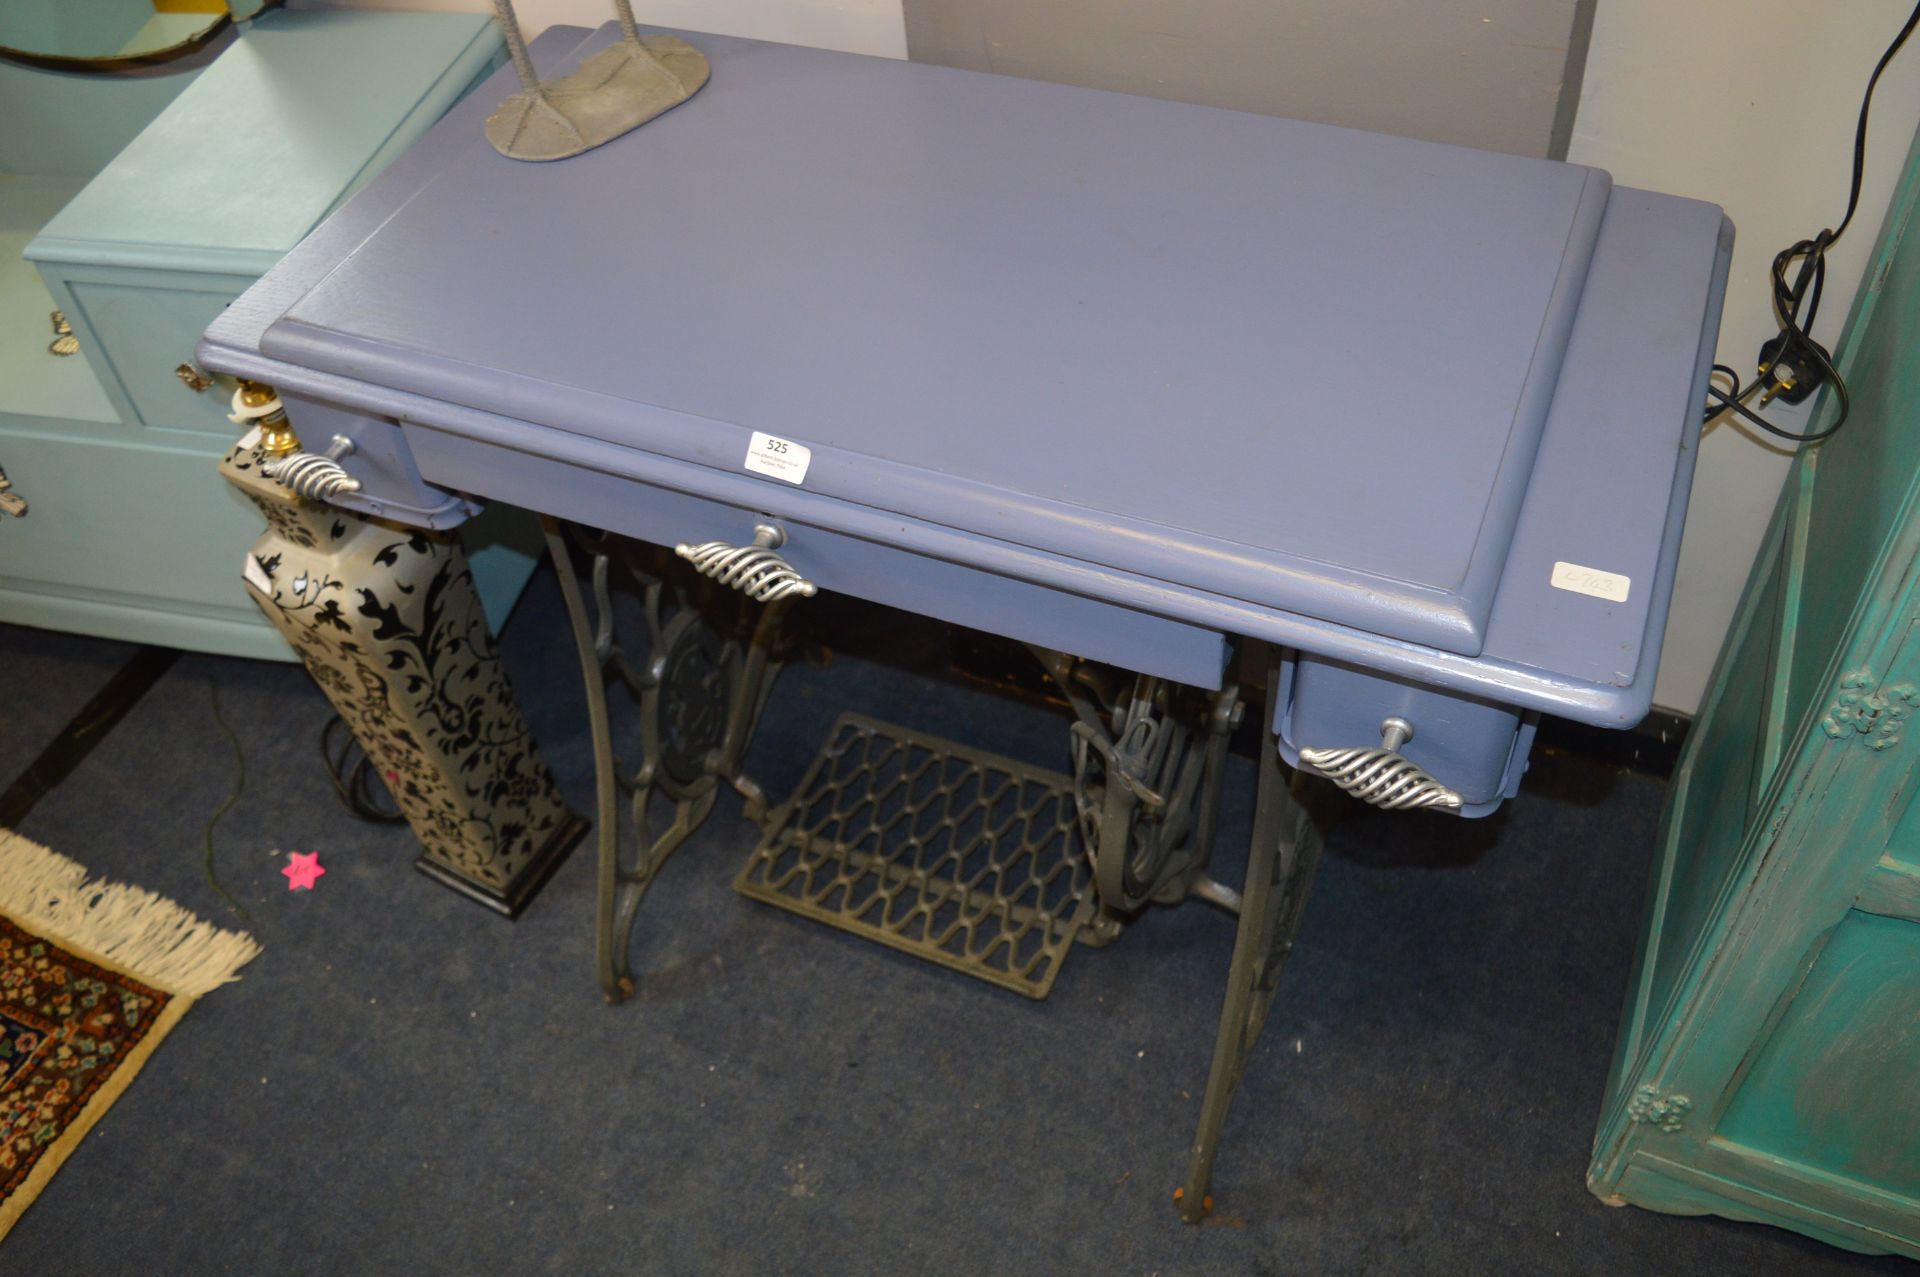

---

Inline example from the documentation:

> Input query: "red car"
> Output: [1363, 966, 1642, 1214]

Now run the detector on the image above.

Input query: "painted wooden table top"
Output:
[199, 23, 1732, 726]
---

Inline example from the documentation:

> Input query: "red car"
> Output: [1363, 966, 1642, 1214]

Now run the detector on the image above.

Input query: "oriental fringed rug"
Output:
[0, 829, 259, 1240]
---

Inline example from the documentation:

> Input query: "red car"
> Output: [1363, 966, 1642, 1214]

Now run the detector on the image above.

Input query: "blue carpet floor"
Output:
[0, 572, 1907, 1275]
[0, 627, 137, 788]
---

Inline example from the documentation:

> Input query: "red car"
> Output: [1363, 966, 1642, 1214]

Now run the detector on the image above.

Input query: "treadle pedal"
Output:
[734, 712, 1096, 998]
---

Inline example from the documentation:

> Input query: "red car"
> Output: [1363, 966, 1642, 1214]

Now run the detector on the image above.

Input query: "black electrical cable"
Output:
[321, 712, 406, 824]
[204, 680, 250, 920]
[1707, 362, 1848, 445]
[1837, 0, 1920, 242]
[1705, 0, 1920, 444]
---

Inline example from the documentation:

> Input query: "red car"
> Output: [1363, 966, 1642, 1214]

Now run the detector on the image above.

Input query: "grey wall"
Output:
[904, 0, 1594, 159]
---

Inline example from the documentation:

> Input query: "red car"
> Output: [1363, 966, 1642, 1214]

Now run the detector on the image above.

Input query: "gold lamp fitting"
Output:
[239, 379, 301, 456]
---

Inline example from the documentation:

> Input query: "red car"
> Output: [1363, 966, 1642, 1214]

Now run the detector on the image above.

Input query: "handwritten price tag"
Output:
[743, 431, 811, 485]
[1551, 560, 1630, 603]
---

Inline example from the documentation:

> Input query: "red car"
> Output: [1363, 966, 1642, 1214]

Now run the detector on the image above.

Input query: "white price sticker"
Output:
[743, 431, 811, 485]
[243, 552, 274, 596]
[1551, 560, 1630, 603]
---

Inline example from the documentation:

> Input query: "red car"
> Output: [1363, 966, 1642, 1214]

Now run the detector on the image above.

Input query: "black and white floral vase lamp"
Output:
[217, 383, 587, 918]
[486, 0, 709, 160]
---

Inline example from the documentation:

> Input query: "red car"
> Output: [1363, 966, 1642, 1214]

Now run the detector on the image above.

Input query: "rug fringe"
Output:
[0, 829, 260, 997]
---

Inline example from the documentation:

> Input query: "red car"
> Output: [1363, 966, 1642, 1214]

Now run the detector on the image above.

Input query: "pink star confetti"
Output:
[283, 851, 326, 891]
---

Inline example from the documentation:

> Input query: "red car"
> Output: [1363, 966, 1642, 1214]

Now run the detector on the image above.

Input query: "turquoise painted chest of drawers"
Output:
[1590, 121, 1920, 1259]
[0, 8, 524, 661]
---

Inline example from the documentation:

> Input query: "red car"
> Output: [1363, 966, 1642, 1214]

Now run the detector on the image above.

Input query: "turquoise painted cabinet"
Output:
[0, 8, 526, 661]
[1589, 121, 1920, 1259]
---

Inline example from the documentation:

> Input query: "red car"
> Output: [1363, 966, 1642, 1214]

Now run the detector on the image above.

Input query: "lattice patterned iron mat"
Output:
[734, 713, 1097, 998]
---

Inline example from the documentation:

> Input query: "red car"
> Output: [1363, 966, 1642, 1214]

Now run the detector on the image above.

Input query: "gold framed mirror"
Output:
[0, 0, 277, 71]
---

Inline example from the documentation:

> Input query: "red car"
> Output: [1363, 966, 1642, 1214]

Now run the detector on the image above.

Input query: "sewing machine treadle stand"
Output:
[544, 517, 1323, 1222]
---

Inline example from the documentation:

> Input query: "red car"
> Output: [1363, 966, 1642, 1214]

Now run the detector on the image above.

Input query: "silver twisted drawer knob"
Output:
[675, 523, 818, 602]
[263, 434, 362, 501]
[1299, 717, 1463, 811]
[264, 452, 362, 501]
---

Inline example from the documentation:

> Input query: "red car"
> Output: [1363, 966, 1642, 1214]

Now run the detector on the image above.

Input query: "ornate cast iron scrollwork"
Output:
[1029, 647, 1244, 923]
[652, 611, 733, 786]
[547, 520, 796, 1002]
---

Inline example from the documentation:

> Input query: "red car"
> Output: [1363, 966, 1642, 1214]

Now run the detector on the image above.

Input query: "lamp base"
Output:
[486, 35, 710, 161]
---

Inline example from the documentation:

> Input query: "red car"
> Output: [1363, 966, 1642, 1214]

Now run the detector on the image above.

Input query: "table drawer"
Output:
[1276, 653, 1537, 817]
[401, 420, 1230, 689]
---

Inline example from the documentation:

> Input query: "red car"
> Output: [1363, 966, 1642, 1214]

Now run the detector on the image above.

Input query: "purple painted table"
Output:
[197, 23, 1730, 1220]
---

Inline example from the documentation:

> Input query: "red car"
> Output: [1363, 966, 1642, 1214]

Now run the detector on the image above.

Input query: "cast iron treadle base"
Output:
[734, 713, 1097, 999]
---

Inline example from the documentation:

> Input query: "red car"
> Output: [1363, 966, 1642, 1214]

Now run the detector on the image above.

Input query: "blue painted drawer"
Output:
[1276, 653, 1537, 815]
[404, 404, 1538, 808]
[401, 417, 1232, 690]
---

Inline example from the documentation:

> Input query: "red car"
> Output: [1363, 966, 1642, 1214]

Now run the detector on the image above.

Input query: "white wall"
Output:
[291, 0, 907, 58]
[901, 0, 1590, 159]
[1570, 1, 1920, 712]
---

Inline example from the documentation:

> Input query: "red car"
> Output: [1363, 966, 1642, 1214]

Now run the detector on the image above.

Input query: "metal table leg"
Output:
[1035, 637, 1324, 1218]
[545, 519, 791, 1002]
[553, 532, 1318, 1206]
[1178, 644, 1324, 1221]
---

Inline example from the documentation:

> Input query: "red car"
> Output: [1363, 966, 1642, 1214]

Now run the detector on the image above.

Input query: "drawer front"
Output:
[404, 422, 1231, 689]
[0, 422, 538, 657]
[56, 271, 249, 435]
[1277, 652, 1535, 816]
[0, 429, 278, 650]
[776, 518, 1228, 689]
